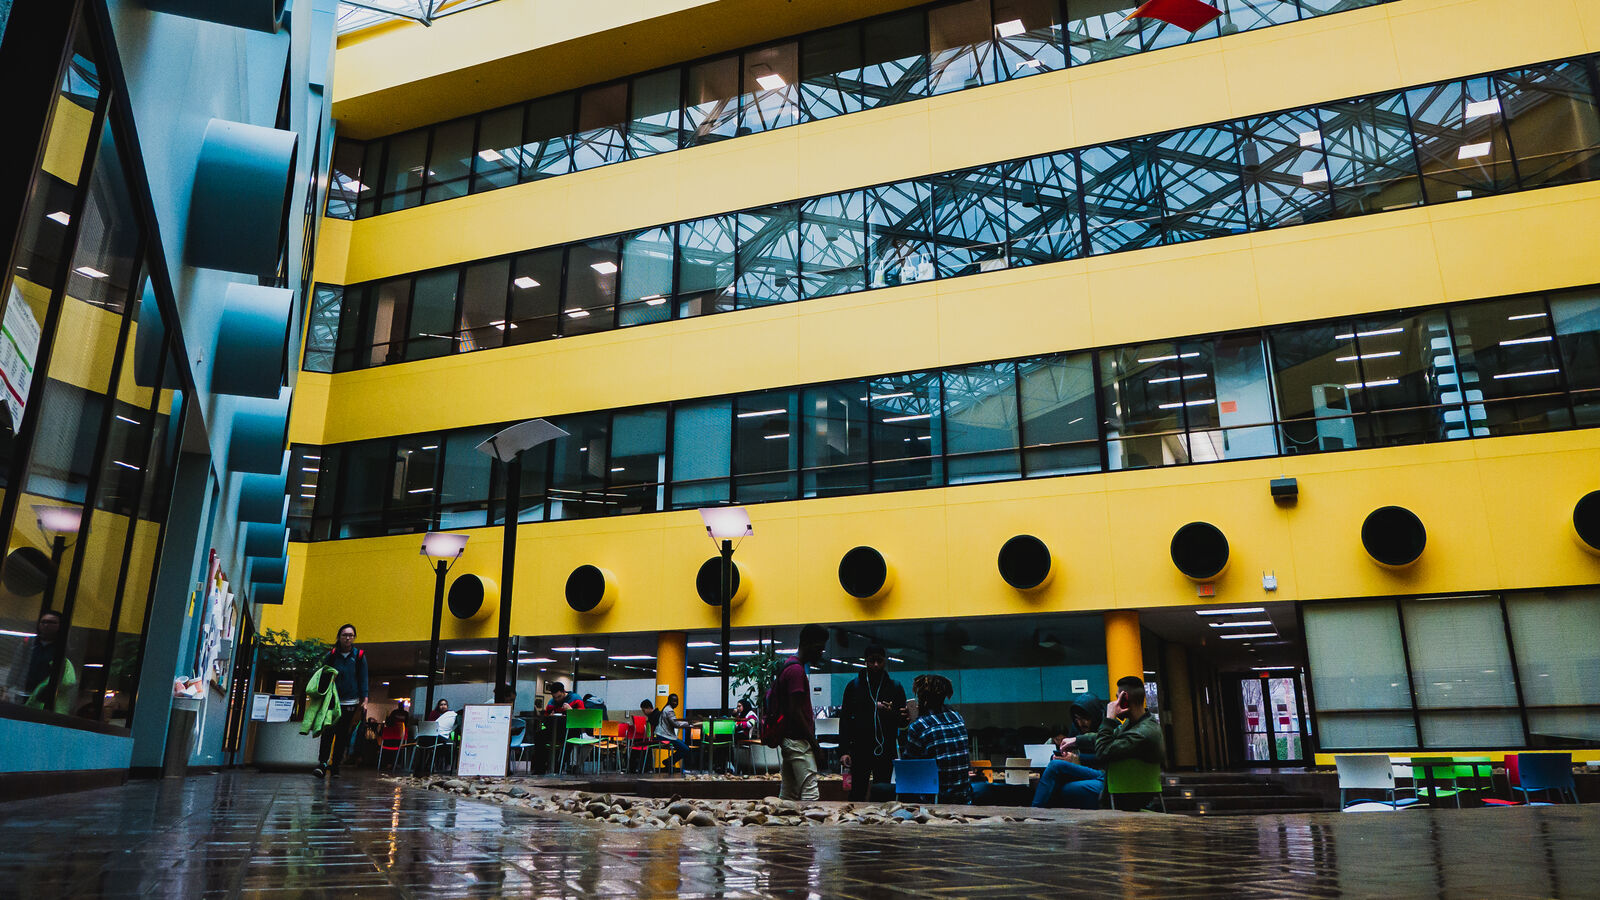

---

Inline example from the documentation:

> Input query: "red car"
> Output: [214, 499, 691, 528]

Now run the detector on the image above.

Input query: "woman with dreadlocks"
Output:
[901, 674, 971, 805]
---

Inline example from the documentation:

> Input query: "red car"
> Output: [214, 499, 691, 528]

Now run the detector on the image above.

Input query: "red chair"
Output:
[626, 714, 655, 773]
[377, 722, 414, 772]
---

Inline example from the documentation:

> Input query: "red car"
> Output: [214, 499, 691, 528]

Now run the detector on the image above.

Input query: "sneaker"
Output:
[312, 766, 326, 779]
[330, 769, 341, 778]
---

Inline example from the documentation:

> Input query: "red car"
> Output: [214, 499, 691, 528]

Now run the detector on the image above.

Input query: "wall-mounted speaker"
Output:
[998, 534, 1055, 591]
[1361, 506, 1426, 569]
[839, 546, 893, 601]
[696, 557, 749, 607]
[448, 573, 498, 622]
[1170, 522, 1229, 581]
[564, 564, 617, 614]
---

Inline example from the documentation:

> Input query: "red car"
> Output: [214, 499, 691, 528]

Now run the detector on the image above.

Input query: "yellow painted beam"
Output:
[1103, 610, 1142, 698]
[331, 0, 1600, 284]
[284, 430, 1600, 644]
[654, 631, 686, 715]
[302, 182, 1600, 446]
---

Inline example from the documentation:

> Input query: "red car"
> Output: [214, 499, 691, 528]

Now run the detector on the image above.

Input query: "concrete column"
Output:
[654, 631, 686, 710]
[1103, 610, 1143, 697]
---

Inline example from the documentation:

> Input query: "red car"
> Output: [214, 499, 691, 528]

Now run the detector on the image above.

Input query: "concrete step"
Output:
[1168, 781, 1290, 799]
[1166, 793, 1328, 814]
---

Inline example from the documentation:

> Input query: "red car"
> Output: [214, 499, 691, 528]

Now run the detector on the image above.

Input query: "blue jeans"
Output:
[1032, 759, 1105, 809]
[661, 737, 691, 768]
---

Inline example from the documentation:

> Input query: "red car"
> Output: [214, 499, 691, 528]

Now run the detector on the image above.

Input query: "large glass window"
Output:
[671, 399, 731, 507]
[1006, 153, 1083, 266]
[684, 56, 741, 147]
[563, 237, 620, 335]
[405, 270, 459, 362]
[388, 435, 441, 534]
[1402, 596, 1523, 748]
[610, 408, 668, 514]
[930, 166, 1010, 278]
[1065, 0, 1141, 65]
[1506, 590, 1600, 742]
[860, 10, 927, 108]
[1238, 109, 1334, 229]
[456, 259, 510, 353]
[507, 248, 563, 343]
[801, 25, 867, 121]
[677, 215, 737, 317]
[942, 363, 1020, 483]
[303, 284, 341, 373]
[733, 392, 798, 502]
[736, 205, 800, 308]
[928, 0, 996, 95]
[799, 190, 868, 299]
[869, 371, 942, 491]
[1304, 601, 1418, 749]
[438, 427, 494, 528]
[867, 180, 933, 288]
[472, 106, 525, 193]
[802, 381, 869, 498]
[521, 94, 576, 181]
[1079, 140, 1163, 254]
[1448, 295, 1569, 435]
[1552, 288, 1600, 424]
[573, 83, 628, 171]
[423, 119, 474, 204]
[992, 0, 1065, 78]
[1496, 60, 1600, 188]
[379, 130, 427, 213]
[1154, 125, 1248, 242]
[1318, 93, 1423, 217]
[618, 227, 675, 327]
[741, 43, 801, 136]
[1018, 352, 1099, 476]
[548, 412, 610, 520]
[629, 70, 682, 158]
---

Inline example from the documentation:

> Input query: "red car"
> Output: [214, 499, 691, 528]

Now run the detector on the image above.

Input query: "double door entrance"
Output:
[1238, 674, 1308, 765]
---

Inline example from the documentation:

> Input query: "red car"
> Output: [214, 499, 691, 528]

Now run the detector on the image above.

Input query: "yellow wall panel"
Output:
[313, 218, 352, 286]
[1387, 0, 1595, 87]
[793, 103, 935, 195]
[285, 432, 1600, 644]
[287, 373, 331, 446]
[42, 101, 94, 186]
[303, 185, 1600, 445]
[1067, 48, 1236, 149]
[1216, 13, 1402, 117]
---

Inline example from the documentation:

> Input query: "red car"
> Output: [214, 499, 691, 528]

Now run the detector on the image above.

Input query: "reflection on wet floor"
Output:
[0, 771, 1596, 898]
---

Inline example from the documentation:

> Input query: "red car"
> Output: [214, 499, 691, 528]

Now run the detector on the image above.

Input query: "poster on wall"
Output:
[457, 704, 513, 777]
[0, 283, 41, 432]
[192, 550, 239, 696]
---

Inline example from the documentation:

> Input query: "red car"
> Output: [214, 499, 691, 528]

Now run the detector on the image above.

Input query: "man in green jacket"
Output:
[1094, 675, 1166, 810]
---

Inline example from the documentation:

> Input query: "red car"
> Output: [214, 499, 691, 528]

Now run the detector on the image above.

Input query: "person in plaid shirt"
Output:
[902, 674, 971, 804]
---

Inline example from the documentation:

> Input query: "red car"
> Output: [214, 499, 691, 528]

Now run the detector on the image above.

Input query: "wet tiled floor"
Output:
[1, 772, 1597, 898]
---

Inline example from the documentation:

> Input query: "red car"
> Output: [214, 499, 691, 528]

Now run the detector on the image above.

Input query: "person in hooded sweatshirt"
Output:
[1031, 691, 1107, 808]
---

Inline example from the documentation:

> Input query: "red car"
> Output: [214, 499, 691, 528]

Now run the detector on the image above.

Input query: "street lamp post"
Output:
[419, 532, 468, 712]
[475, 419, 567, 701]
[699, 507, 752, 713]
[33, 505, 82, 617]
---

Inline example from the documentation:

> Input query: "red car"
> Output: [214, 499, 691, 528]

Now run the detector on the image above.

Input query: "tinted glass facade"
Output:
[305, 56, 1600, 375]
[290, 284, 1600, 541]
[324, 0, 1398, 220]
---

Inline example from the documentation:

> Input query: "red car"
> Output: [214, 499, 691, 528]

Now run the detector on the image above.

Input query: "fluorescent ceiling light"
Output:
[1149, 374, 1207, 384]
[1507, 312, 1547, 321]
[513, 276, 540, 289]
[590, 261, 618, 275]
[1298, 130, 1322, 147]
[518, 657, 556, 664]
[1019, 58, 1042, 69]
[687, 641, 718, 648]
[1252, 666, 1298, 672]
[881, 413, 931, 423]
[755, 73, 787, 90]
[0, 629, 36, 638]
[1136, 353, 1199, 363]
[1458, 142, 1493, 160]
[994, 18, 1026, 37]
[722, 650, 758, 656]
[1465, 98, 1501, 118]
[1300, 169, 1329, 186]
[1345, 379, 1399, 389]
[777, 648, 797, 654]
[1457, 189, 1473, 199]
[609, 655, 655, 661]
[477, 148, 504, 163]
[1335, 351, 1401, 362]
[550, 646, 603, 653]
[1219, 632, 1278, 640]
[737, 408, 786, 418]
[75, 266, 110, 279]
[1208, 621, 1273, 628]
[1500, 335, 1552, 346]
[490, 320, 517, 331]
[303, 454, 321, 460]
[609, 466, 625, 472]
[1195, 607, 1265, 615]
[729, 640, 761, 646]
[1493, 369, 1559, 380]
[446, 649, 495, 655]
[763, 433, 790, 440]
[113, 460, 139, 470]
[1157, 399, 1215, 409]
[565, 309, 590, 318]
[1335, 327, 1405, 340]
[870, 392, 913, 401]
[406, 487, 432, 494]
[46, 211, 70, 225]
[407, 674, 427, 678]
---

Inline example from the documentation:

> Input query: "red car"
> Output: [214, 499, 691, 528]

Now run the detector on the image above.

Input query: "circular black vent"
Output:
[565, 565, 607, 613]
[1575, 491, 1600, 553]
[998, 535, 1053, 590]
[839, 546, 889, 599]
[2, 547, 52, 597]
[1362, 506, 1426, 568]
[696, 557, 743, 606]
[1170, 522, 1229, 581]
[448, 574, 488, 619]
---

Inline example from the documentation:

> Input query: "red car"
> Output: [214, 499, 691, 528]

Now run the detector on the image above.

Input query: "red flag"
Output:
[1128, 0, 1224, 32]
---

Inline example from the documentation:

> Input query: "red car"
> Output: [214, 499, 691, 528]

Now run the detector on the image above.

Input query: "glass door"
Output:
[1239, 674, 1306, 764]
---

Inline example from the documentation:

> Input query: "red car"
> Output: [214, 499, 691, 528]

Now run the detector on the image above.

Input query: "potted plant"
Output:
[729, 645, 783, 775]
[254, 629, 331, 709]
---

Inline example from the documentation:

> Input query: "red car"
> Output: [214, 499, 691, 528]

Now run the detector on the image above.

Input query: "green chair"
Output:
[1412, 757, 1491, 808]
[561, 708, 604, 774]
[703, 719, 738, 774]
[1105, 758, 1166, 812]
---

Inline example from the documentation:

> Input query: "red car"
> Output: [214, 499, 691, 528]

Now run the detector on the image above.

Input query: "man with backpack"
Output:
[762, 624, 828, 801]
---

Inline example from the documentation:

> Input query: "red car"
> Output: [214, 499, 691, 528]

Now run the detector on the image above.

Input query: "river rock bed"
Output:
[403, 777, 1049, 828]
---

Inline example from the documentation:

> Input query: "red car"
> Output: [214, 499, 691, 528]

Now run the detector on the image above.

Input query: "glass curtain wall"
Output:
[0, 26, 183, 728]
[291, 284, 1600, 541]
[1305, 589, 1600, 750]
[314, 56, 1600, 374]
[326, 0, 1399, 220]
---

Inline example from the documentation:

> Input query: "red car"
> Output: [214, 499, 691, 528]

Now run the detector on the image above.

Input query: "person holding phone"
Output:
[839, 644, 907, 801]
[1032, 691, 1106, 809]
[1093, 676, 1166, 810]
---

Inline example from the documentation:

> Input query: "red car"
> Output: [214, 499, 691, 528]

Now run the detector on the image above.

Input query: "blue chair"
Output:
[894, 758, 940, 801]
[1515, 753, 1579, 805]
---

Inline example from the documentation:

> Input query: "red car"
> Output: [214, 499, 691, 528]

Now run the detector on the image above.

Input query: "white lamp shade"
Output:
[420, 532, 469, 558]
[476, 419, 568, 461]
[699, 506, 753, 539]
[34, 505, 83, 535]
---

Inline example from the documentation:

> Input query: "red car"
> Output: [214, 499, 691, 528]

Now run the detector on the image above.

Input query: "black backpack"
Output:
[760, 659, 804, 748]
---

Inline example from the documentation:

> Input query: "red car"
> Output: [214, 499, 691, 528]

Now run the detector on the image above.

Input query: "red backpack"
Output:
[759, 659, 804, 748]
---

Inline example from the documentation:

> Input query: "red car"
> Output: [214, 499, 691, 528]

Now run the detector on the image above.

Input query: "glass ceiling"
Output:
[336, 0, 506, 35]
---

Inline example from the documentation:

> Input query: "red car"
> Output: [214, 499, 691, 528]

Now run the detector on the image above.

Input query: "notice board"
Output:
[458, 704, 513, 777]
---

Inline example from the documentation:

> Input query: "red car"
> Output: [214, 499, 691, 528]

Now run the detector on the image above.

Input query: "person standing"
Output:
[839, 644, 906, 801]
[902, 674, 972, 805]
[313, 623, 367, 778]
[8, 610, 65, 705]
[777, 624, 829, 802]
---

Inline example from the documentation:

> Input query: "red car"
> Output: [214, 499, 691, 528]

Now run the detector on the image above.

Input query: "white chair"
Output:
[1336, 754, 1419, 810]
[815, 717, 841, 769]
[1023, 743, 1055, 769]
[414, 720, 442, 772]
[1003, 757, 1033, 786]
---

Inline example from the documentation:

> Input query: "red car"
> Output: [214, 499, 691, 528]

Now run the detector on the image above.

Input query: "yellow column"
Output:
[654, 630, 686, 709]
[1104, 610, 1143, 697]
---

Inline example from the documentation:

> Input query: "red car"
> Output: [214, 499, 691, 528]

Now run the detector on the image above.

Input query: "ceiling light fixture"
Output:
[1219, 632, 1277, 640]
[513, 276, 540, 289]
[995, 18, 1026, 37]
[1464, 98, 1501, 118]
[755, 72, 787, 90]
[1195, 607, 1266, 615]
[75, 266, 110, 279]
[590, 261, 618, 275]
[1458, 142, 1493, 160]
[477, 148, 504, 162]
[46, 211, 71, 225]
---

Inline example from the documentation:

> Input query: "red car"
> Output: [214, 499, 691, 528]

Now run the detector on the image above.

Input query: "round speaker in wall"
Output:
[1170, 522, 1229, 581]
[1573, 491, 1600, 555]
[448, 573, 498, 622]
[695, 557, 750, 607]
[1361, 506, 1426, 569]
[564, 565, 617, 614]
[998, 534, 1055, 591]
[839, 546, 894, 601]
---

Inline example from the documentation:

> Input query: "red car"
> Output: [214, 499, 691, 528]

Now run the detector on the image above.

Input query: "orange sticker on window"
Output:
[1219, 400, 1237, 413]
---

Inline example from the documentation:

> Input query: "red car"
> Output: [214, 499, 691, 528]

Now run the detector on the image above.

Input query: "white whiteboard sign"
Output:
[266, 697, 294, 723]
[251, 693, 271, 721]
[458, 703, 513, 777]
